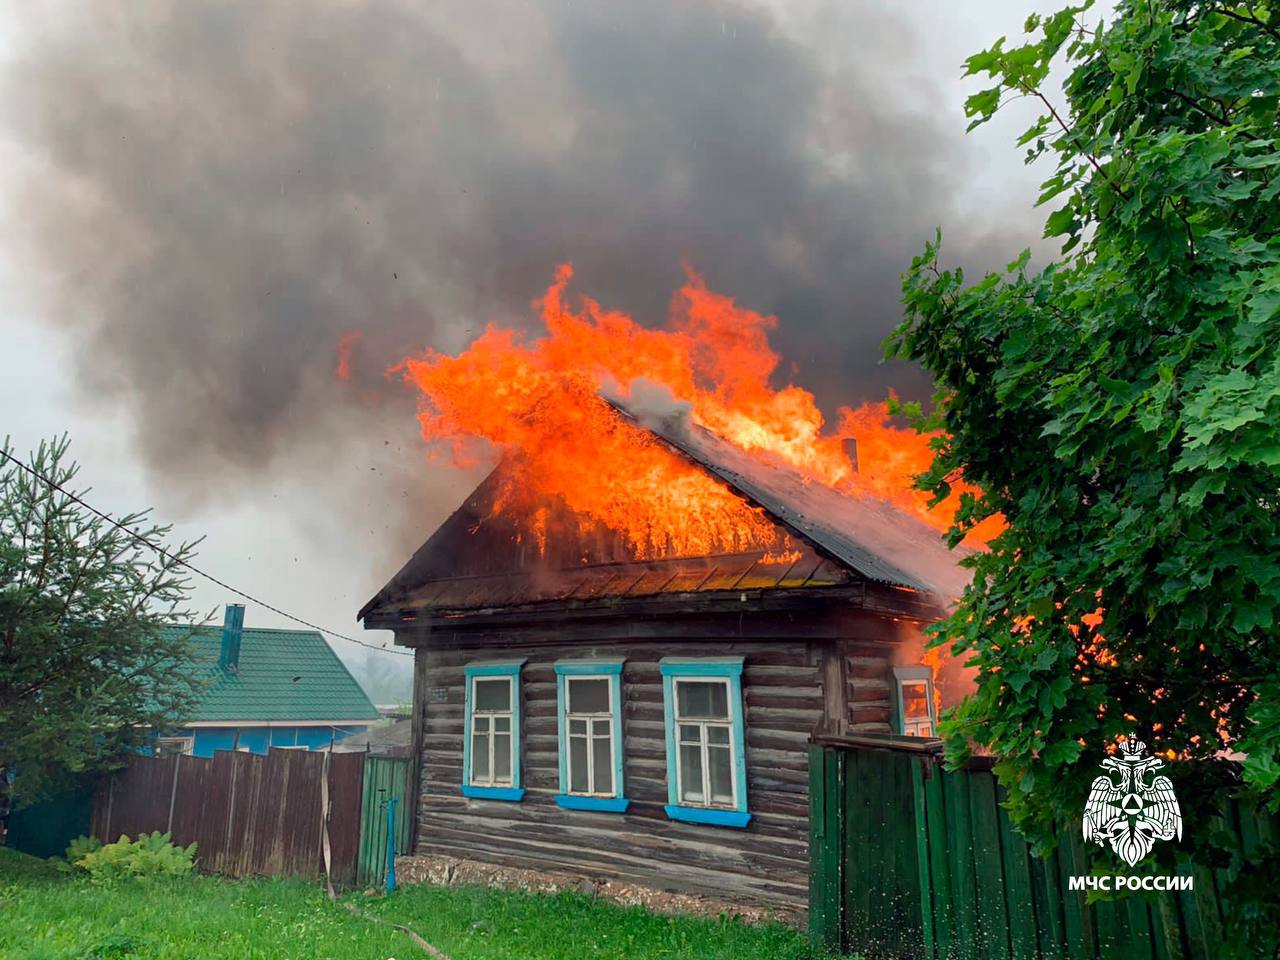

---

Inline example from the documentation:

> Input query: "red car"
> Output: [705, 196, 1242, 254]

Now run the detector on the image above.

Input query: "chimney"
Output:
[220, 603, 245, 672]
[843, 437, 859, 474]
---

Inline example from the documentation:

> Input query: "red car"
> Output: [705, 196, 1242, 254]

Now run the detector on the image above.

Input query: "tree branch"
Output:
[1217, 5, 1280, 44]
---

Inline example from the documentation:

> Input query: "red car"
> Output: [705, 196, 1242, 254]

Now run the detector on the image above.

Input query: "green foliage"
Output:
[0, 435, 206, 807]
[61, 835, 101, 869]
[886, 1, 1280, 953]
[68, 832, 196, 883]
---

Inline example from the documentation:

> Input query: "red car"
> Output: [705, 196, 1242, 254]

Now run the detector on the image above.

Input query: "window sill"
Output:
[462, 785, 525, 802]
[554, 794, 630, 813]
[663, 804, 751, 828]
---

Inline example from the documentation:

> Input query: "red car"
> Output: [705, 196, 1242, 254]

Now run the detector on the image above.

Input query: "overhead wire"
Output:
[0, 446, 412, 657]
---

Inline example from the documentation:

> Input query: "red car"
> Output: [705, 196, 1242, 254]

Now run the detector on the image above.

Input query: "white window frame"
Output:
[468, 674, 516, 788]
[672, 677, 738, 809]
[892, 665, 938, 738]
[564, 675, 616, 797]
[659, 657, 750, 828]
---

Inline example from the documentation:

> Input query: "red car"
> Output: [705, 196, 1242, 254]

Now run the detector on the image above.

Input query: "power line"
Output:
[0, 446, 412, 658]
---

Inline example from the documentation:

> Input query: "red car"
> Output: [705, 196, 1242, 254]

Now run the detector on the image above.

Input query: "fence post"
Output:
[385, 797, 398, 894]
[166, 753, 181, 835]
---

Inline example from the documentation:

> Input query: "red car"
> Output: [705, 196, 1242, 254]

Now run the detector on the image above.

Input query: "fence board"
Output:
[356, 756, 411, 888]
[809, 740, 1280, 960]
[89, 748, 364, 885]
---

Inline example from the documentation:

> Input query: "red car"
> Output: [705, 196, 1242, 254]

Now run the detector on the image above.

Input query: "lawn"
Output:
[0, 848, 829, 960]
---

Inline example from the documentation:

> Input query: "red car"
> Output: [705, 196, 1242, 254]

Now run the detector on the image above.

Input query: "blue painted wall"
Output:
[184, 725, 368, 758]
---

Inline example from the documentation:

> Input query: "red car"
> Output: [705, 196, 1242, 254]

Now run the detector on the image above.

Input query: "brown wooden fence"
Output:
[91, 749, 366, 885]
[810, 736, 1280, 960]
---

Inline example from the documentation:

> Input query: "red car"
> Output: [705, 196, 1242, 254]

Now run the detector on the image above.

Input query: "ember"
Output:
[395, 264, 999, 561]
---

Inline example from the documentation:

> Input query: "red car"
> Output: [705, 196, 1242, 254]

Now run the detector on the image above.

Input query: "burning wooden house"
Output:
[359, 397, 972, 913]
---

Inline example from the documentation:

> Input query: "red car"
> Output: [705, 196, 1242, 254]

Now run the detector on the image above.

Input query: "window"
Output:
[554, 659, 627, 812]
[463, 660, 525, 801]
[892, 665, 938, 738]
[659, 658, 750, 828]
[155, 736, 193, 757]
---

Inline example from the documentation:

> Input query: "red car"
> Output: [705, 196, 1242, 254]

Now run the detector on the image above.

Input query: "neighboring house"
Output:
[359, 403, 972, 912]
[158, 605, 381, 758]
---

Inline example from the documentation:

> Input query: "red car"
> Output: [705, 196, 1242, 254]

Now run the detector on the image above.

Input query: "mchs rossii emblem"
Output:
[1082, 733, 1182, 867]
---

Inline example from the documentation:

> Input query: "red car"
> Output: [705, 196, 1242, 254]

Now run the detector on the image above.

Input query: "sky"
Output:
[0, 1, 1081, 698]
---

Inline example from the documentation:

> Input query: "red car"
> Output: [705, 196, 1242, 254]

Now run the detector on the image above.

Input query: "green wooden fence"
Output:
[809, 737, 1279, 960]
[356, 756, 412, 888]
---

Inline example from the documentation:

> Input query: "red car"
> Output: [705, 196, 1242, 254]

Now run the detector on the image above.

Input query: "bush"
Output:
[66, 832, 196, 882]
[63, 834, 102, 864]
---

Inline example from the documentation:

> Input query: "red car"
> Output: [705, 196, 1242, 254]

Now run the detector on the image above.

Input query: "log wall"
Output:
[400, 604, 910, 911]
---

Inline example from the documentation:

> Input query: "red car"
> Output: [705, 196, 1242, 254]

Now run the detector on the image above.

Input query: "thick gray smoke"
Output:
[3, 0, 1026, 508]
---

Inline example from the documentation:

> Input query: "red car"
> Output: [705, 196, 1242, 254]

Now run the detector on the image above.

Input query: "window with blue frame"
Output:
[462, 660, 525, 801]
[659, 657, 750, 828]
[554, 659, 627, 812]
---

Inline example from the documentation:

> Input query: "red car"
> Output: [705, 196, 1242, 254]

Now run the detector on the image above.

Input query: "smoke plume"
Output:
[3, 0, 1029, 518]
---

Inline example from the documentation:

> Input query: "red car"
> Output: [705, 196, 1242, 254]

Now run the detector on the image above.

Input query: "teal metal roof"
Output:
[164, 625, 380, 724]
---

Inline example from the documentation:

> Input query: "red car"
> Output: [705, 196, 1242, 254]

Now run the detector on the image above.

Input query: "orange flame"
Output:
[396, 264, 999, 560]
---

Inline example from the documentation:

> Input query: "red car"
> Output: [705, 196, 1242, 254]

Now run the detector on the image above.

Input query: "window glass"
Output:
[471, 731, 490, 781]
[567, 677, 609, 714]
[676, 680, 729, 719]
[493, 734, 512, 783]
[569, 735, 589, 792]
[708, 743, 733, 803]
[474, 678, 511, 712]
[679, 742, 705, 802]
[591, 733, 613, 794]
[901, 680, 931, 719]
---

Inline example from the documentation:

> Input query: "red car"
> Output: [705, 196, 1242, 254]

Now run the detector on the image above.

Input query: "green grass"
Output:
[0, 849, 831, 960]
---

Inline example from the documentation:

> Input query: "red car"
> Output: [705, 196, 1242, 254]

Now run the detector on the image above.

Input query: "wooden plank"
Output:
[995, 791, 1038, 960]
[1032, 847, 1067, 960]
[945, 766, 980, 960]
[1093, 893, 1126, 960]
[808, 745, 840, 951]
[969, 771, 1010, 960]
[1058, 837, 1096, 960]
[912, 759, 935, 959]
[893, 751, 925, 957]
[923, 762, 955, 960]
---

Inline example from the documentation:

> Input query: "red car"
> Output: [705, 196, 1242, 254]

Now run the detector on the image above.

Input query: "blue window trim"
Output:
[462, 660, 525, 802]
[554, 659, 628, 813]
[659, 657, 750, 828]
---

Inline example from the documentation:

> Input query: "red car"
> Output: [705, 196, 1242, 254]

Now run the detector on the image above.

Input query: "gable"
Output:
[359, 461, 850, 618]
[362, 406, 972, 620]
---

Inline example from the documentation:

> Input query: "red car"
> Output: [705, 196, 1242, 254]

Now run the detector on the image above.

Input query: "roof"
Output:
[164, 625, 380, 724]
[611, 400, 975, 599]
[361, 398, 971, 619]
